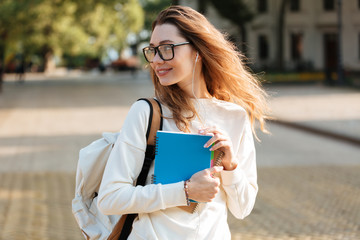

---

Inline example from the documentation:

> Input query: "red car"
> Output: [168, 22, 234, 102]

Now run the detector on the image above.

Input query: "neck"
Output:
[177, 68, 211, 99]
[191, 77, 211, 99]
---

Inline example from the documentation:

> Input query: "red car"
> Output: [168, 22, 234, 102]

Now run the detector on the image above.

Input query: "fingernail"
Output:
[199, 130, 204, 134]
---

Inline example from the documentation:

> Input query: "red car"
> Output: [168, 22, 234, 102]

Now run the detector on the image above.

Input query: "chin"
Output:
[158, 77, 177, 87]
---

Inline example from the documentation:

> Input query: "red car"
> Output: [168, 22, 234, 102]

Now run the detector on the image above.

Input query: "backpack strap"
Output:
[135, 98, 162, 186]
[148, 98, 163, 145]
[139, 98, 163, 146]
[117, 98, 163, 240]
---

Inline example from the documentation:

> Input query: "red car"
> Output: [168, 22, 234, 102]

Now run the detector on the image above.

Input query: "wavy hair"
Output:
[150, 5, 269, 136]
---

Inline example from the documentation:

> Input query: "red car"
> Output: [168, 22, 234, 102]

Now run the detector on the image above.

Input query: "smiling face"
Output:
[149, 23, 197, 89]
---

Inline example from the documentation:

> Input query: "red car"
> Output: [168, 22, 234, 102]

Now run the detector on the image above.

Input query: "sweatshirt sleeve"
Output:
[97, 100, 188, 215]
[220, 116, 258, 219]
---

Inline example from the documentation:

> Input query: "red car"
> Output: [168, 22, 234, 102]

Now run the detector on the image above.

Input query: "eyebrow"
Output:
[149, 40, 174, 46]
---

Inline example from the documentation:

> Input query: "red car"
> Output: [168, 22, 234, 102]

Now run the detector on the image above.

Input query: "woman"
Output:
[98, 5, 269, 239]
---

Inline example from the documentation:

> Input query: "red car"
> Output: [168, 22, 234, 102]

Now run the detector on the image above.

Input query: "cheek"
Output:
[177, 59, 194, 75]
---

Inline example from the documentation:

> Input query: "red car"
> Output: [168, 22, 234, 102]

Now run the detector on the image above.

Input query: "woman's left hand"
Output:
[199, 126, 237, 171]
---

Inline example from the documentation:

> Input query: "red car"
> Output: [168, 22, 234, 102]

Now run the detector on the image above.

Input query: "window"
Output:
[324, 0, 335, 11]
[257, 0, 267, 13]
[258, 35, 269, 60]
[291, 33, 303, 60]
[290, 0, 300, 12]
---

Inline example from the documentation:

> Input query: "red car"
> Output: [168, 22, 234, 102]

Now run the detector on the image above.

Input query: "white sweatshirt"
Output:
[97, 98, 258, 240]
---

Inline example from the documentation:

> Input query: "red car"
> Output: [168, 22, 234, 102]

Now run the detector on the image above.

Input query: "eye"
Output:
[159, 45, 172, 52]
[163, 45, 172, 51]
[147, 47, 155, 53]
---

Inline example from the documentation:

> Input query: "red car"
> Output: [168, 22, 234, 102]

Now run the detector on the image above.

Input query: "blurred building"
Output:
[179, 0, 360, 73]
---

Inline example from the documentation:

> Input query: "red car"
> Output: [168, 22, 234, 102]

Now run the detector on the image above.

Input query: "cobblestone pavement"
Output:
[1, 167, 358, 240]
[230, 166, 360, 240]
[0, 172, 82, 239]
[0, 74, 359, 239]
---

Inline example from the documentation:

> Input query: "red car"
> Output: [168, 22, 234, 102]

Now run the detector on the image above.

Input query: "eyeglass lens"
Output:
[144, 44, 174, 62]
[143, 42, 190, 63]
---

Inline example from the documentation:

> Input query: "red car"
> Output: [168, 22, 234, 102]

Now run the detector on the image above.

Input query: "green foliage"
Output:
[0, 0, 145, 70]
[209, 0, 254, 55]
[141, 0, 172, 31]
[209, 0, 254, 26]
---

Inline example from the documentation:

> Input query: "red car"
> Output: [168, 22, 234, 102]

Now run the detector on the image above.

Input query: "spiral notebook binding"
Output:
[151, 174, 156, 184]
[154, 136, 159, 155]
[214, 151, 224, 166]
[192, 203, 199, 213]
[154, 136, 157, 145]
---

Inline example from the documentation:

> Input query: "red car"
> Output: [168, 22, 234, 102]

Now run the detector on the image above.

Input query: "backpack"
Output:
[72, 98, 163, 240]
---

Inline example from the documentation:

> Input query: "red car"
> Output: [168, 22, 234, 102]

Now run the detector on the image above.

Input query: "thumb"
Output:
[208, 166, 224, 175]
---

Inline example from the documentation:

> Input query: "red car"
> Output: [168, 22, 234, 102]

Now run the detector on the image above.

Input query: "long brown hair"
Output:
[150, 5, 269, 136]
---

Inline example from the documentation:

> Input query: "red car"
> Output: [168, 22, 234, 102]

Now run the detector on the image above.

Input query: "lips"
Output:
[156, 68, 172, 77]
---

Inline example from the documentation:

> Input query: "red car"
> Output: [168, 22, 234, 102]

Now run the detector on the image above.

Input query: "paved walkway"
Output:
[0, 71, 359, 239]
[267, 83, 360, 146]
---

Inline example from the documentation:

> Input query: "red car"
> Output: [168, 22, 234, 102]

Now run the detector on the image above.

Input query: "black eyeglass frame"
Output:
[142, 42, 190, 63]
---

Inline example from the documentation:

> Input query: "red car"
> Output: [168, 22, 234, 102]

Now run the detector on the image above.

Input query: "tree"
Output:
[198, 0, 208, 14]
[0, 0, 145, 92]
[277, 0, 289, 70]
[141, 0, 172, 31]
[135, 0, 171, 54]
[171, 0, 179, 5]
[30, 0, 144, 71]
[26, 1, 89, 72]
[209, 0, 254, 56]
[0, 0, 42, 92]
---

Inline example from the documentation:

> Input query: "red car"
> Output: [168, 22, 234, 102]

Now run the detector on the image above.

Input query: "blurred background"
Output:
[1, 0, 360, 86]
[0, 0, 359, 239]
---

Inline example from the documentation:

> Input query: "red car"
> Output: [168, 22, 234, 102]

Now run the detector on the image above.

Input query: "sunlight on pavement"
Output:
[0, 107, 131, 137]
[271, 93, 360, 122]
[0, 145, 57, 157]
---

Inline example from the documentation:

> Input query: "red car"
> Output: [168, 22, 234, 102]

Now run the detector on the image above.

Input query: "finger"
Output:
[198, 127, 209, 135]
[213, 177, 221, 187]
[208, 166, 224, 175]
[204, 133, 227, 148]
[209, 140, 230, 151]
[204, 135, 229, 148]
[199, 126, 219, 135]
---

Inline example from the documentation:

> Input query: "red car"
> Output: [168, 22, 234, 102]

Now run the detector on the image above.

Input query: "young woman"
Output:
[98, 5, 269, 239]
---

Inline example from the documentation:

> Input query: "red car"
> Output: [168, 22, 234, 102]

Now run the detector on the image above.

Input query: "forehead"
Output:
[150, 23, 185, 45]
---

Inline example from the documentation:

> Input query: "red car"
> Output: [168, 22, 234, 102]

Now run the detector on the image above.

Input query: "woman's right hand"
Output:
[186, 166, 223, 202]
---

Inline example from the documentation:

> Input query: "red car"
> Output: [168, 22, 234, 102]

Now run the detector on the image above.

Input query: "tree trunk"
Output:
[198, 0, 207, 14]
[0, 31, 7, 93]
[0, 51, 4, 93]
[277, 0, 289, 70]
[239, 24, 248, 57]
[44, 51, 56, 73]
[41, 45, 55, 73]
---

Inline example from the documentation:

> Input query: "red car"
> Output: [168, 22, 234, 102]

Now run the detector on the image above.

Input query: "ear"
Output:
[195, 52, 200, 62]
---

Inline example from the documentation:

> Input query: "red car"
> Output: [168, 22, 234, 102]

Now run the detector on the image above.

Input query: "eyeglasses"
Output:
[142, 42, 190, 63]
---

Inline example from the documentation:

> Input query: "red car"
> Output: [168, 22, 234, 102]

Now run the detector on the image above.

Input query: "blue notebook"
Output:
[152, 131, 214, 185]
